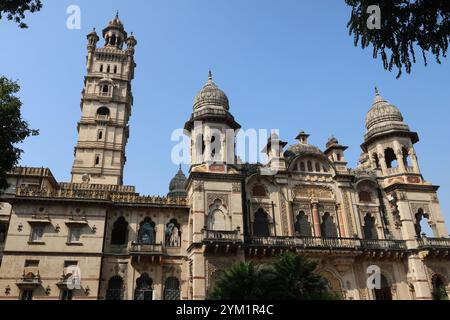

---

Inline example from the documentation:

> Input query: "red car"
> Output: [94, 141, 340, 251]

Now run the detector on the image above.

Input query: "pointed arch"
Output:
[164, 277, 180, 300]
[137, 217, 156, 244]
[134, 273, 153, 300]
[111, 216, 128, 245]
[253, 208, 271, 237]
[294, 211, 312, 237]
[106, 275, 124, 300]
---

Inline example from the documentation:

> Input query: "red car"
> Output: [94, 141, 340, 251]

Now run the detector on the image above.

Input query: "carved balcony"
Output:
[129, 242, 164, 263]
[246, 236, 408, 258]
[16, 271, 42, 289]
[201, 229, 243, 254]
[417, 237, 450, 258]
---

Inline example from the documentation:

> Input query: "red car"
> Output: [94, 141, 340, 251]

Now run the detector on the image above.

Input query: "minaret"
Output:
[71, 14, 137, 185]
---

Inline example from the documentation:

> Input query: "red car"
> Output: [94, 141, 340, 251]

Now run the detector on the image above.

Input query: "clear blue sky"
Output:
[1, 1, 449, 230]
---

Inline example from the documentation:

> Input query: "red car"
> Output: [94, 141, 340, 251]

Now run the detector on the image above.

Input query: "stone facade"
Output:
[0, 16, 449, 301]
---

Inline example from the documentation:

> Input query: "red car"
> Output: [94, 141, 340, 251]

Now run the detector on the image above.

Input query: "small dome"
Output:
[168, 167, 187, 198]
[365, 88, 404, 132]
[193, 71, 229, 111]
[284, 143, 324, 159]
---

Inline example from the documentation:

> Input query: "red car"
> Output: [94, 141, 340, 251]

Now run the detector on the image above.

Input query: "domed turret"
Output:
[168, 166, 187, 198]
[364, 88, 413, 142]
[193, 70, 229, 111]
[102, 11, 127, 49]
[284, 131, 326, 163]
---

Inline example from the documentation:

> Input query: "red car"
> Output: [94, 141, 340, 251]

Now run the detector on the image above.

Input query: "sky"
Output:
[1, 0, 449, 231]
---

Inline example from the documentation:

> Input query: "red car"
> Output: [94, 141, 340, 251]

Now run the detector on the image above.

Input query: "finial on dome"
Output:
[375, 86, 380, 96]
[116, 10, 119, 19]
[208, 69, 213, 81]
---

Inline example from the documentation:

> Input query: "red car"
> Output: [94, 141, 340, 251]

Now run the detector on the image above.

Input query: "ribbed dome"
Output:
[193, 71, 229, 111]
[284, 143, 324, 159]
[365, 89, 404, 131]
[168, 167, 187, 198]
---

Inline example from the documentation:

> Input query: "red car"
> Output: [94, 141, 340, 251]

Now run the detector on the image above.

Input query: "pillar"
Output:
[311, 201, 321, 237]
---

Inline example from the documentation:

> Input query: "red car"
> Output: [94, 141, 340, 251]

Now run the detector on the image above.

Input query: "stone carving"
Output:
[207, 193, 229, 208]
[343, 191, 355, 236]
[294, 185, 334, 200]
[232, 183, 241, 193]
[410, 203, 430, 215]
[280, 199, 289, 235]
[194, 181, 204, 192]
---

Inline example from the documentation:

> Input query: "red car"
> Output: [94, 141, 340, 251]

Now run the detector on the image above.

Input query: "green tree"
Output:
[0, 76, 38, 192]
[271, 252, 340, 300]
[0, 0, 43, 28]
[346, 0, 450, 78]
[208, 252, 341, 300]
[208, 261, 277, 300]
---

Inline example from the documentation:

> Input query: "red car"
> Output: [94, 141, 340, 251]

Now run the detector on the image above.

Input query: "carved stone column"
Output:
[410, 150, 421, 174]
[311, 200, 321, 237]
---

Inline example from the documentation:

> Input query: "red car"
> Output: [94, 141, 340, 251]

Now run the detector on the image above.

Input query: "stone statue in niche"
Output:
[165, 220, 181, 247]
[138, 221, 155, 244]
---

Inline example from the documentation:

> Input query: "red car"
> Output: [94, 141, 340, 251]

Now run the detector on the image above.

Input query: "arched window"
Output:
[307, 161, 313, 172]
[98, 130, 103, 140]
[96, 106, 110, 116]
[100, 64, 103, 72]
[294, 211, 312, 237]
[107, 65, 111, 73]
[373, 153, 380, 169]
[134, 273, 153, 300]
[209, 208, 227, 231]
[114, 65, 117, 74]
[102, 84, 109, 93]
[414, 209, 433, 238]
[299, 162, 305, 172]
[164, 277, 180, 300]
[384, 148, 397, 169]
[111, 217, 128, 245]
[323, 165, 329, 173]
[253, 208, 271, 237]
[374, 274, 392, 300]
[363, 214, 378, 240]
[95, 155, 100, 166]
[165, 219, 181, 247]
[106, 276, 124, 300]
[432, 275, 449, 300]
[320, 212, 338, 238]
[402, 147, 412, 168]
[137, 218, 156, 244]
[210, 134, 221, 159]
[358, 191, 372, 202]
[315, 162, 321, 172]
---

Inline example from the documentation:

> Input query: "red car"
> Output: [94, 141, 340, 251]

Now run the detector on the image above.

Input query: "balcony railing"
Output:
[360, 239, 407, 250]
[129, 242, 163, 255]
[417, 237, 450, 249]
[16, 272, 42, 288]
[247, 236, 360, 250]
[246, 236, 408, 251]
[203, 229, 241, 242]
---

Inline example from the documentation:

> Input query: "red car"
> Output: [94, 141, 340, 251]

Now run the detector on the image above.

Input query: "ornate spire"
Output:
[208, 69, 213, 82]
[375, 86, 379, 96]
[116, 10, 119, 19]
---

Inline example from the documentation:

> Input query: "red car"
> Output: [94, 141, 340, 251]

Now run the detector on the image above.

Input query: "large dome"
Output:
[168, 167, 187, 198]
[193, 71, 229, 111]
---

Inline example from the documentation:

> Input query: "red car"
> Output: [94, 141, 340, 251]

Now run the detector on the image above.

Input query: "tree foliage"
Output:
[208, 252, 341, 300]
[346, 0, 450, 77]
[0, 76, 38, 192]
[0, 0, 43, 28]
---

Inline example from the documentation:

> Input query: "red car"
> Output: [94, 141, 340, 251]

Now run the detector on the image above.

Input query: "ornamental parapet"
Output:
[14, 186, 188, 207]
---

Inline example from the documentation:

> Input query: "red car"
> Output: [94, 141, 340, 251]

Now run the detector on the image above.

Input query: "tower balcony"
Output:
[417, 237, 450, 258]
[16, 271, 42, 289]
[201, 229, 243, 254]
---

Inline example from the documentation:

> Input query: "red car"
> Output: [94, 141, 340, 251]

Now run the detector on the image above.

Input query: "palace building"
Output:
[0, 15, 449, 300]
